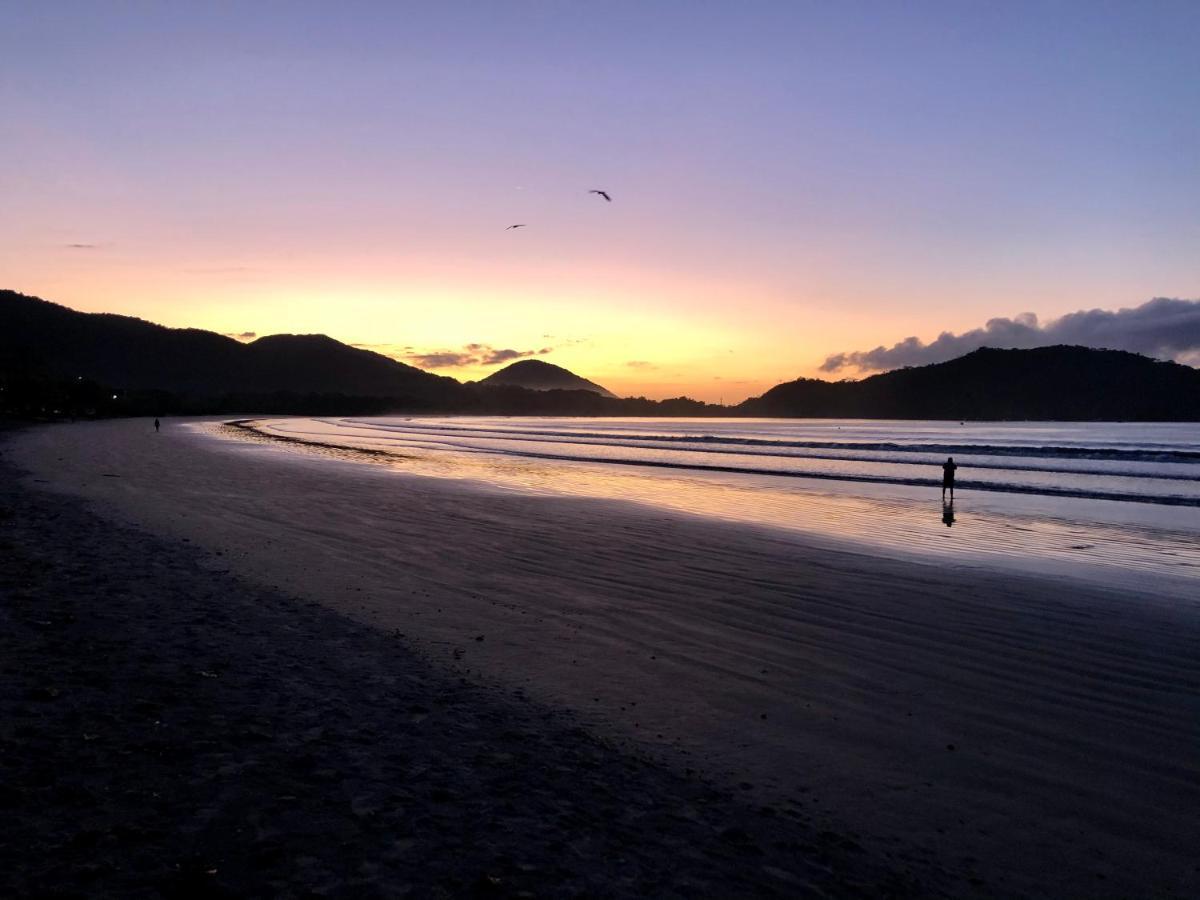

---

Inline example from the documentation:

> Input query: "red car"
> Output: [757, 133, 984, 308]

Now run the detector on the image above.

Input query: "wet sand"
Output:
[5, 419, 1200, 897]
[1, 435, 922, 898]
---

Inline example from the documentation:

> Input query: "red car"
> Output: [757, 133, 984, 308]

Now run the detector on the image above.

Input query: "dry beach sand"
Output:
[4, 419, 1199, 897]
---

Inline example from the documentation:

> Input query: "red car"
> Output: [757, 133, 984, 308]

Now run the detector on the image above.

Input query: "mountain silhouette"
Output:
[478, 359, 617, 397]
[0, 290, 463, 406]
[4, 290, 1198, 420]
[740, 346, 1200, 420]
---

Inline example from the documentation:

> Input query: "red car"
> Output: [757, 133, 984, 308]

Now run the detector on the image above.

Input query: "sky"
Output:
[2, 1, 1198, 402]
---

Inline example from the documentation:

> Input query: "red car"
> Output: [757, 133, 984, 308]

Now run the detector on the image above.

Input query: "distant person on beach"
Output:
[154, 418, 160, 433]
[941, 456, 957, 500]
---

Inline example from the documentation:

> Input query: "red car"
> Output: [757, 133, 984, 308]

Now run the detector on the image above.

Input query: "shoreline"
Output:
[239, 417, 1200, 507]
[6, 419, 1200, 897]
[231, 416, 1200, 602]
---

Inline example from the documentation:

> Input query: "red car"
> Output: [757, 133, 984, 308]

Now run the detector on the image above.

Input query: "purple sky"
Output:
[2, 2, 1198, 400]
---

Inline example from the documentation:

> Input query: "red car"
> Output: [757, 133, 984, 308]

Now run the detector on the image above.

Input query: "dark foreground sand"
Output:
[5, 420, 1200, 899]
[0, 440, 930, 898]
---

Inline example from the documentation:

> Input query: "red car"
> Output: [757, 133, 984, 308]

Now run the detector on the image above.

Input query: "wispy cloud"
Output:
[820, 298, 1200, 374]
[185, 265, 258, 276]
[65, 243, 97, 249]
[405, 343, 554, 369]
[351, 343, 412, 351]
[626, 360, 657, 370]
[483, 346, 552, 365]
[408, 351, 476, 368]
[223, 331, 257, 341]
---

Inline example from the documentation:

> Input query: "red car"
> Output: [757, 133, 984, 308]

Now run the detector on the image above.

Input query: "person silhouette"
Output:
[154, 417, 160, 433]
[941, 456, 957, 500]
[942, 500, 955, 527]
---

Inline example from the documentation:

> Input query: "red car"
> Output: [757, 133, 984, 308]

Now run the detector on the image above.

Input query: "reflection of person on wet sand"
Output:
[942, 501, 955, 528]
[941, 456, 957, 500]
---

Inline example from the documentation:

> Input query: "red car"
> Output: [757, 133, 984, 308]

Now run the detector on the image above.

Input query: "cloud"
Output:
[405, 343, 553, 369]
[186, 265, 258, 275]
[820, 298, 1200, 374]
[481, 346, 552, 365]
[65, 243, 97, 249]
[626, 360, 657, 370]
[406, 351, 475, 368]
[351, 342, 412, 352]
[223, 331, 257, 341]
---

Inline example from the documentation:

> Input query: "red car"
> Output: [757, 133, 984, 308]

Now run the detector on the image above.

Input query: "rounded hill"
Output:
[479, 360, 617, 398]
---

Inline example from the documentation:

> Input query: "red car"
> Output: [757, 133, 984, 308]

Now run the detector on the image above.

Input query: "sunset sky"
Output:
[2, 2, 1198, 402]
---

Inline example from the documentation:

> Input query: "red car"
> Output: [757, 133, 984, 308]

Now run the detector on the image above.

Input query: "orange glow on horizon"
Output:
[6, 251, 888, 402]
[7, 256, 1190, 403]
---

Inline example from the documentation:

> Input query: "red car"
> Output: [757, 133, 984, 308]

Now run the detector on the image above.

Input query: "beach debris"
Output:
[198, 670, 219, 678]
[351, 795, 381, 818]
[469, 872, 505, 894]
[474, 634, 485, 642]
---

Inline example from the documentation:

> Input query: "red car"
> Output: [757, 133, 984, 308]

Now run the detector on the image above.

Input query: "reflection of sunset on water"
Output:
[215, 417, 1200, 598]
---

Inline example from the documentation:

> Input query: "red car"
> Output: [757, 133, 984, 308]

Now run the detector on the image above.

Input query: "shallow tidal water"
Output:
[220, 416, 1200, 598]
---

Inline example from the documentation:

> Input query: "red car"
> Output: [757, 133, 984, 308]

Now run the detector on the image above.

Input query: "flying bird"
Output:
[505, 224, 527, 230]
[588, 190, 611, 202]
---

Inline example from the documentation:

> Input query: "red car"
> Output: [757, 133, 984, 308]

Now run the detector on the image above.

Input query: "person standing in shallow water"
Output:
[941, 456, 957, 500]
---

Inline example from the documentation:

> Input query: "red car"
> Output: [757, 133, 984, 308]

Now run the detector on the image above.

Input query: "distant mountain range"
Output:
[2, 289, 1198, 420]
[740, 345, 1200, 420]
[477, 359, 617, 397]
[0, 289, 460, 404]
[0, 290, 631, 417]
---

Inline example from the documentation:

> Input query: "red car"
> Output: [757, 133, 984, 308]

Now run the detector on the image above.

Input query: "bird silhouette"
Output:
[505, 224, 527, 230]
[588, 190, 611, 202]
